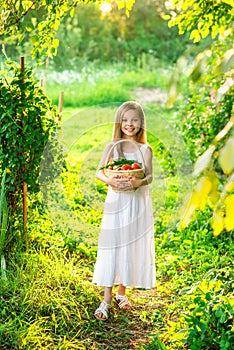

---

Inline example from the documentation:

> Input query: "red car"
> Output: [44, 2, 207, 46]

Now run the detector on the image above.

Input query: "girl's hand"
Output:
[128, 176, 143, 189]
[108, 175, 133, 191]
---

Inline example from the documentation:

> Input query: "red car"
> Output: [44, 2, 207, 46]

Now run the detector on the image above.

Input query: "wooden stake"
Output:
[23, 181, 27, 233]
[20, 56, 28, 234]
[58, 91, 64, 122]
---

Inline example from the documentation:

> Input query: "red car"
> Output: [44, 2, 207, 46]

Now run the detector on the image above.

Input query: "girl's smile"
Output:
[121, 110, 141, 138]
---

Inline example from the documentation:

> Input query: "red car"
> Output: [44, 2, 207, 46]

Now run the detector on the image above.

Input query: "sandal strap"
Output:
[115, 293, 131, 309]
[94, 300, 110, 319]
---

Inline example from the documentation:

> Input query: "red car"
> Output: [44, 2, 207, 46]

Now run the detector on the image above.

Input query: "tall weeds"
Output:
[0, 170, 8, 280]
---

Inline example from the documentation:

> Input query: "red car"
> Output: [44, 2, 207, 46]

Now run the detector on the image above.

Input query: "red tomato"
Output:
[121, 164, 132, 171]
[132, 163, 141, 170]
[108, 165, 113, 170]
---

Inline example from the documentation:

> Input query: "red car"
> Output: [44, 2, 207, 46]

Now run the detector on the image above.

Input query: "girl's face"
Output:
[121, 109, 141, 139]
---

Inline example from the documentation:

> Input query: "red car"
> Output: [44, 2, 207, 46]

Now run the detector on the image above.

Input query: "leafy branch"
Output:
[180, 114, 234, 235]
[165, 0, 234, 236]
[0, 0, 136, 59]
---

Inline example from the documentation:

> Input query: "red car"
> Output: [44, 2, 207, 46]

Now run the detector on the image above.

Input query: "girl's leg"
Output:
[117, 284, 126, 296]
[116, 284, 131, 310]
[95, 286, 112, 320]
[104, 286, 113, 304]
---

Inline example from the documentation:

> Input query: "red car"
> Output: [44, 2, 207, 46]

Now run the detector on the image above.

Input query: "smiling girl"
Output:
[93, 101, 156, 320]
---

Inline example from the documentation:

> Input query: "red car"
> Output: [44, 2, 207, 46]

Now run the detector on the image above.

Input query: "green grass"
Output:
[1, 198, 232, 349]
[42, 61, 172, 108]
[1, 62, 233, 349]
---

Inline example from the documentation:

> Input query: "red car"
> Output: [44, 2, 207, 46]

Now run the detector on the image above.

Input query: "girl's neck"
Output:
[120, 135, 142, 152]
[121, 135, 137, 141]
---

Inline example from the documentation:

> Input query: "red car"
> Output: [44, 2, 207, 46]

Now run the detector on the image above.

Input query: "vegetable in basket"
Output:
[99, 158, 142, 171]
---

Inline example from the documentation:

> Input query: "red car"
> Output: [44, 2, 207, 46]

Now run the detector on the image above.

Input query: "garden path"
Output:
[133, 87, 168, 105]
[107, 87, 169, 348]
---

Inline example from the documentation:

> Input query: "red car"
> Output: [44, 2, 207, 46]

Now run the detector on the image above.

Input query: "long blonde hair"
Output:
[112, 101, 147, 143]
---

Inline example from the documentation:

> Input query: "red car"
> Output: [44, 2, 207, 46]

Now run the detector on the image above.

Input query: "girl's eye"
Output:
[122, 119, 139, 123]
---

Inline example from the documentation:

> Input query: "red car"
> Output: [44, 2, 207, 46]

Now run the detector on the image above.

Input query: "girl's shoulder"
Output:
[138, 142, 152, 152]
[104, 141, 116, 150]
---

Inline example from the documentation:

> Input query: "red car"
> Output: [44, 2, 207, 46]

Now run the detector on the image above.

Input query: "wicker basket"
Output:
[103, 139, 145, 191]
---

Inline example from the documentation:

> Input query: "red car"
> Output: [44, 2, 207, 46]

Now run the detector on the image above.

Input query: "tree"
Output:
[1, 0, 190, 67]
[166, 0, 234, 235]
[0, 0, 136, 60]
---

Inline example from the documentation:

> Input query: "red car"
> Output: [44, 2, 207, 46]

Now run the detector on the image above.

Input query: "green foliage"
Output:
[0, 0, 136, 60]
[180, 116, 234, 235]
[145, 208, 234, 350]
[166, 0, 233, 158]
[160, 270, 234, 349]
[166, 0, 234, 236]
[0, 59, 57, 228]
[51, 0, 190, 69]
[1, 1, 193, 68]
[183, 276, 234, 350]
[181, 46, 233, 161]
[168, 0, 233, 42]
[0, 212, 98, 348]
[1, 188, 233, 349]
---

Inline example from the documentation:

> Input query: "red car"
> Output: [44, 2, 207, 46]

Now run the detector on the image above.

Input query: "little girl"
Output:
[93, 101, 156, 320]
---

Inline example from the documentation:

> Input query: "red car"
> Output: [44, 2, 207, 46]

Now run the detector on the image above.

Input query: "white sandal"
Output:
[115, 293, 132, 310]
[94, 300, 110, 320]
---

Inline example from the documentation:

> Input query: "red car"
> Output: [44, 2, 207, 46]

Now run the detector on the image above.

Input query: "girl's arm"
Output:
[129, 145, 153, 189]
[96, 143, 127, 189]
[96, 143, 153, 191]
[96, 142, 113, 185]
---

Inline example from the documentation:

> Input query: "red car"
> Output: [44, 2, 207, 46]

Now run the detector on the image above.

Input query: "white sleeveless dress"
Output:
[92, 143, 156, 289]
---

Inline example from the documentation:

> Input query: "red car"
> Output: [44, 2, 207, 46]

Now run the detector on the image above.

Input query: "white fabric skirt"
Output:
[93, 185, 156, 289]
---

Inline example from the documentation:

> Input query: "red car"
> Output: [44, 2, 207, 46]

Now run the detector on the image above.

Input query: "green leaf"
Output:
[193, 145, 216, 177]
[221, 0, 234, 6]
[25, 22, 34, 32]
[216, 48, 234, 74]
[30, 34, 39, 46]
[190, 29, 201, 43]
[17, 33, 25, 43]
[218, 137, 234, 175]
[215, 306, 227, 323]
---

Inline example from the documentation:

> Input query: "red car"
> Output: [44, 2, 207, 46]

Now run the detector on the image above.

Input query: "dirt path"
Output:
[91, 289, 157, 349]
[90, 287, 170, 349]
[133, 87, 168, 106]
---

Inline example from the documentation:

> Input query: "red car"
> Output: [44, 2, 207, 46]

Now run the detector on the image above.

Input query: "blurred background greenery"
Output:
[3, 0, 210, 70]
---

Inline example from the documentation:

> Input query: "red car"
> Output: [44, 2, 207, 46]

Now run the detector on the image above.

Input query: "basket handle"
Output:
[104, 139, 145, 169]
